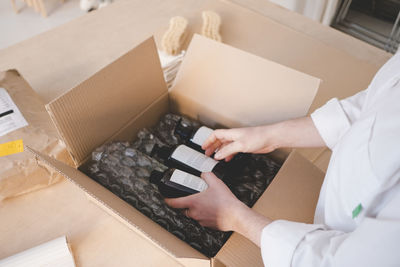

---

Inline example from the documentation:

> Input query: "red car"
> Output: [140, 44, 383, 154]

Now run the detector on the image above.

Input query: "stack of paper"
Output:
[158, 50, 186, 89]
[0, 236, 76, 267]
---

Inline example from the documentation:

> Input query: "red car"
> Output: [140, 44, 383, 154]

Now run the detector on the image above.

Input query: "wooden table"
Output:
[0, 0, 391, 266]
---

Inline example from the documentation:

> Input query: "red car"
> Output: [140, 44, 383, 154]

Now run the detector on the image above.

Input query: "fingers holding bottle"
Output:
[166, 172, 246, 231]
[202, 128, 243, 159]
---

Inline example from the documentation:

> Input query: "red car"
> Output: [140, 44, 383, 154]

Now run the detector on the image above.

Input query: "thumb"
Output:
[202, 129, 238, 150]
[214, 141, 241, 160]
[201, 172, 223, 187]
[164, 195, 194, 209]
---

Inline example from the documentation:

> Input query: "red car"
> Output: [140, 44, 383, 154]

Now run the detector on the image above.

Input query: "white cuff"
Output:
[310, 98, 351, 149]
[261, 220, 324, 267]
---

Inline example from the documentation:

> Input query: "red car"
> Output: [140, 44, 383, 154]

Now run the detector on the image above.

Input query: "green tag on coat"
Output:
[352, 203, 363, 219]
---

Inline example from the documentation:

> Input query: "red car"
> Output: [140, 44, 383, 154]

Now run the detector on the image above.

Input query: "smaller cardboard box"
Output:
[30, 35, 325, 267]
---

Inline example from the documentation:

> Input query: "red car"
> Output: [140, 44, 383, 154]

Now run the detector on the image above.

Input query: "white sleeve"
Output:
[310, 90, 367, 149]
[261, 191, 400, 267]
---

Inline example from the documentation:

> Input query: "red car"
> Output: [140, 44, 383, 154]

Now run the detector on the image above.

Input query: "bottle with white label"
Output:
[174, 119, 214, 152]
[150, 144, 232, 183]
[174, 120, 250, 166]
[150, 169, 208, 198]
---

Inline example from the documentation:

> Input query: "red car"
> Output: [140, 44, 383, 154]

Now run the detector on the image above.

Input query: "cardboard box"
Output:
[29, 35, 325, 267]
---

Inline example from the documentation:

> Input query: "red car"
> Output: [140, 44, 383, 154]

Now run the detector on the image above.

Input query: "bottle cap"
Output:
[174, 118, 192, 139]
[155, 145, 171, 159]
[149, 170, 163, 184]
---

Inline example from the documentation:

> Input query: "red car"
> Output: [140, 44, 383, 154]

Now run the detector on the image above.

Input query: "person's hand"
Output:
[202, 125, 280, 161]
[165, 172, 247, 231]
[202, 117, 326, 161]
[165, 172, 272, 246]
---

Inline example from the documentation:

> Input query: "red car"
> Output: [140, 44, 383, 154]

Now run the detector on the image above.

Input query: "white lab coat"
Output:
[261, 52, 400, 267]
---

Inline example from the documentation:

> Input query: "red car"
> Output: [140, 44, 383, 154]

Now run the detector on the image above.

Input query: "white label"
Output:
[171, 145, 218, 172]
[191, 126, 214, 146]
[0, 88, 28, 137]
[170, 169, 208, 192]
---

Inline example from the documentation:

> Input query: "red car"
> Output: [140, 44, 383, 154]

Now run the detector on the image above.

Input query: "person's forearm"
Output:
[264, 116, 325, 149]
[231, 204, 272, 246]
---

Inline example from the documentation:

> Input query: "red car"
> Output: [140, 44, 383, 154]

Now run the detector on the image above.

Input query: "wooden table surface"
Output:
[0, 0, 391, 266]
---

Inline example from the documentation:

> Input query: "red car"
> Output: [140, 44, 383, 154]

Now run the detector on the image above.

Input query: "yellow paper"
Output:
[0, 139, 24, 157]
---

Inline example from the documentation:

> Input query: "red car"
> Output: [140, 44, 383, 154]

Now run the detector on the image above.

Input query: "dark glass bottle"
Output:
[174, 119, 214, 152]
[174, 120, 251, 169]
[150, 144, 232, 182]
[150, 168, 208, 198]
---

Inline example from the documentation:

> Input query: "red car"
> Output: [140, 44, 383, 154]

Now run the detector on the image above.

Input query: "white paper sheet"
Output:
[0, 236, 76, 267]
[0, 88, 28, 137]
[158, 50, 185, 89]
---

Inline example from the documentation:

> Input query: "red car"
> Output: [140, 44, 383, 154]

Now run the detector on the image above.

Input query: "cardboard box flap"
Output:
[170, 34, 321, 128]
[26, 147, 209, 262]
[46, 37, 167, 166]
[215, 151, 325, 267]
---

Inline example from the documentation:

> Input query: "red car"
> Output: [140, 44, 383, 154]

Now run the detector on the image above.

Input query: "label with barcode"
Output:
[191, 126, 213, 146]
[0, 88, 28, 137]
[171, 145, 218, 172]
[170, 169, 208, 192]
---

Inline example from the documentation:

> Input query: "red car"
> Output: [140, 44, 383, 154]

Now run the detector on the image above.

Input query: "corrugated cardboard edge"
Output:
[26, 147, 209, 266]
[45, 106, 80, 167]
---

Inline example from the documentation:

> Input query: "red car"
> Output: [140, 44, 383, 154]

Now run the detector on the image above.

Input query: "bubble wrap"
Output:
[151, 113, 200, 146]
[230, 154, 281, 206]
[135, 114, 282, 207]
[80, 113, 281, 257]
[81, 141, 229, 257]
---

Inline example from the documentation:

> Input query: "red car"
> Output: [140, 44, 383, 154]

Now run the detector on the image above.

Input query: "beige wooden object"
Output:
[10, 0, 18, 13]
[10, 0, 64, 17]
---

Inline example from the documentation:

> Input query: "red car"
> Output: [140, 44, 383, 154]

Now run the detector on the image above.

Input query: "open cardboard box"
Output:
[28, 35, 325, 267]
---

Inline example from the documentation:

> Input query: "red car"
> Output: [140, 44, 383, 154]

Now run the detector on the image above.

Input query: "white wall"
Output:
[269, 0, 340, 25]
